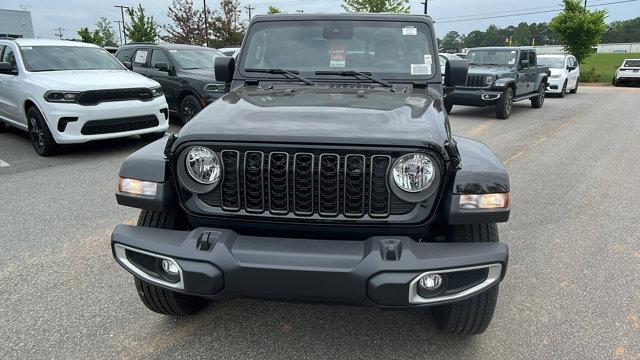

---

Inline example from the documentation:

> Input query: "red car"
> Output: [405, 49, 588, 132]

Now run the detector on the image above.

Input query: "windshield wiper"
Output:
[315, 70, 395, 90]
[244, 68, 315, 85]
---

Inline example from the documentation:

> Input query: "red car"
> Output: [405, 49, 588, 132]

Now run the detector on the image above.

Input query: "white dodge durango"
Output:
[0, 39, 169, 156]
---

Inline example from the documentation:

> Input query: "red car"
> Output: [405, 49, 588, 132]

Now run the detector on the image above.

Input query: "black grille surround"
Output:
[176, 144, 445, 224]
[81, 115, 159, 135]
[77, 88, 154, 105]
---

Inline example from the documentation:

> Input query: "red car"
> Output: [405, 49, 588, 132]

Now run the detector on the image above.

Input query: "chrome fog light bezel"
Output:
[113, 243, 184, 290]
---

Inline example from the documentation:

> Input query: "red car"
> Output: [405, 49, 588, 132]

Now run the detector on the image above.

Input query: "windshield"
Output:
[21, 46, 125, 72]
[466, 49, 518, 66]
[240, 20, 435, 80]
[538, 57, 566, 69]
[169, 48, 225, 69]
[624, 60, 640, 67]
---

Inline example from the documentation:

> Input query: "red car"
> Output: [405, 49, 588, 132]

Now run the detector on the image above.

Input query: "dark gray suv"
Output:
[116, 43, 227, 123]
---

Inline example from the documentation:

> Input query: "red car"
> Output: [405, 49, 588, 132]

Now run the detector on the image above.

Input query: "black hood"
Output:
[175, 84, 451, 150]
[468, 66, 515, 77]
[179, 68, 217, 82]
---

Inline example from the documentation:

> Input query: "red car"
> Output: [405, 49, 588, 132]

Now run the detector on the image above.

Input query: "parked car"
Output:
[115, 43, 227, 123]
[613, 58, 640, 86]
[446, 47, 550, 119]
[111, 13, 511, 336]
[220, 46, 241, 58]
[0, 39, 169, 156]
[454, 52, 467, 59]
[538, 54, 580, 97]
[439, 53, 462, 76]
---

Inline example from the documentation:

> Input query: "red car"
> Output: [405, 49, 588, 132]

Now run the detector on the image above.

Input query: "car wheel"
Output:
[134, 208, 210, 316]
[569, 79, 579, 94]
[495, 87, 513, 119]
[432, 224, 500, 335]
[140, 131, 166, 141]
[559, 80, 567, 98]
[531, 84, 545, 108]
[180, 95, 202, 124]
[27, 106, 59, 156]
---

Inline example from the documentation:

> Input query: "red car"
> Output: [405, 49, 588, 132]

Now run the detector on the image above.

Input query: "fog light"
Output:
[161, 259, 180, 276]
[419, 274, 443, 291]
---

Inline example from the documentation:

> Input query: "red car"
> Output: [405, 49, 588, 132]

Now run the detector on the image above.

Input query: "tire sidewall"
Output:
[180, 95, 203, 124]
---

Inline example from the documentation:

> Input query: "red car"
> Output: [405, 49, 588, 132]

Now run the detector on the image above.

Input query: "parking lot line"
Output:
[0, 158, 10, 167]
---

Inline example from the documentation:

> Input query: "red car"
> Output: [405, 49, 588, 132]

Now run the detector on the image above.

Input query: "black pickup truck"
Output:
[111, 14, 511, 335]
[445, 47, 549, 119]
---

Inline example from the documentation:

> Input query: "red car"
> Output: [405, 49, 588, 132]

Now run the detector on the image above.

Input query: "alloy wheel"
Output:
[29, 115, 45, 153]
[182, 98, 199, 123]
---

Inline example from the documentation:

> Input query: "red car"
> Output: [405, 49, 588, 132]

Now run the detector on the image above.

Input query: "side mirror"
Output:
[123, 61, 133, 70]
[567, 65, 576, 71]
[154, 62, 169, 72]
[444, 59, 469, 87]
[0, 62, 12, 74]
[520, 59, 530, 68]
[215, 56, 236, 83]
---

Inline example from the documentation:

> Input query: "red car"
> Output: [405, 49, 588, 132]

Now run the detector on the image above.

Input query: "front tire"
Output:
[531, 83, 546, 108]
[27, 106, 59, 156]
[558, 80, 567, 98]
[495, 87, 513, 119]
[569, 79, 579, 94]
[134, 209, 210, 316]
[431, 224, 500, 335]
[180, 95, 203, 124]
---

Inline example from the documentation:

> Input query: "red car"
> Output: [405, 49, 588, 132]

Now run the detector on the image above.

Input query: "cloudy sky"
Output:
[7, 0, 640, 41]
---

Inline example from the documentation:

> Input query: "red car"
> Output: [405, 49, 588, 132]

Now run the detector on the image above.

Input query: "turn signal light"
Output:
[118, 177, 158, 196]
[459, 193, 509, 209]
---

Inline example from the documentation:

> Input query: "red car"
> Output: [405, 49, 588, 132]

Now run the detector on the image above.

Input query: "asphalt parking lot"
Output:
[1, 85, 639, 359]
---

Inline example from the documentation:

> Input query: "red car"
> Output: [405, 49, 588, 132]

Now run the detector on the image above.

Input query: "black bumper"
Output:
[447, 88, 503, 106]
[111, 225, 508, 308]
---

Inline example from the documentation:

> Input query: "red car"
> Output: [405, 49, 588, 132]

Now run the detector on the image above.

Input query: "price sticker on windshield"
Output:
[411, 64, 431, 75]
[402, 26, 417, 36]
[330, 46, 346, 68]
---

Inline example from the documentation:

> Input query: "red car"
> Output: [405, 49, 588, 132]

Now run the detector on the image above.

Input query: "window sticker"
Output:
[169, 49, 178, 53]
[402, 26, 417, 36]
[329, 45, 346, 68]
[411, 64, 431, 75]
[134, 50, 148, 63]
[508, 59, 516, 65]
[424, 55, 432, 65]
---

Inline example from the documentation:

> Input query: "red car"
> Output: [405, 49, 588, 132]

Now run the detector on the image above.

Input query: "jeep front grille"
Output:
[462, 74, 489, 88]
[197, 149, 417, 219]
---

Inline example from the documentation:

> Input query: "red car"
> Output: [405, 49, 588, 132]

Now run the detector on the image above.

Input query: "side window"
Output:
[2, 47, 18, 73]
[529, 51, 536, 67]
[519, 51, 528, 68]
[132, 49, 149, 67]
[116, 48, 134, 63]
[150, 49, 170, 69]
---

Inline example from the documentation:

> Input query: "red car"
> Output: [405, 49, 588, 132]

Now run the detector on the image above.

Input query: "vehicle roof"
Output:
[468, 46, 534, 51]
[117, 43, 216, 50]
[9, 38, 99, 48]
[251, 13, 434, 23]
[538, 54, 570, 58]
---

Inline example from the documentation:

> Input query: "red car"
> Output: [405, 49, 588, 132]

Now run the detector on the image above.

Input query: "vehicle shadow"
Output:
[448, 102, 532, 120]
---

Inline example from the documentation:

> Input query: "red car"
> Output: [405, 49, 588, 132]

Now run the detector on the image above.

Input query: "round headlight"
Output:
[392, 153, 436, 193]
[185, 146, 221, 185]
[484, 75, 495, 85]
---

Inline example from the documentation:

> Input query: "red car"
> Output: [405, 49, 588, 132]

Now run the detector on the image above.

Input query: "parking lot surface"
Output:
[1, 86, 639, 359]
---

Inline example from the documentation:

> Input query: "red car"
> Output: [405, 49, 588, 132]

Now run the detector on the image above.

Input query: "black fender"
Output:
[115, 137, 178, 210]
[443, 136, 510, 224]
[494, 76, 516, 90]
[534, 73, 549, 91]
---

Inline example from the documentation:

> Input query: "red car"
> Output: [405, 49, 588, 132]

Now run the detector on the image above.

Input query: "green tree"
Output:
[77, 27, 94, 43]
[164, 0, 208, 45]
[550, 0, 607, 62]
[441, 31, 463, 52]
[267, 6, 282, 14]
[210, 0, 245, 48]
[95, 17, 118, 46]
[342, 0, 409, 13]
[602, 17, 640, 43]
[125, 4, 160, 43]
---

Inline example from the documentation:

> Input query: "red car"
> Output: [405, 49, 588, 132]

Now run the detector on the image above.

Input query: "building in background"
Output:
[0, 9, 34, 38]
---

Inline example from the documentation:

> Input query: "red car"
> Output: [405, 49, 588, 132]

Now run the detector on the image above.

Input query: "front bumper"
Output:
[111, 224, 508, 308]
[546, 77, 565, 93]
[447, 88, 503, 106]
[40, 97, 169, 144]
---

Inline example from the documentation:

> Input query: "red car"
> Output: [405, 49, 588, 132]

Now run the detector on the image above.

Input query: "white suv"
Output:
[538, 54, 580, 97]
[0, 39, 169, 156]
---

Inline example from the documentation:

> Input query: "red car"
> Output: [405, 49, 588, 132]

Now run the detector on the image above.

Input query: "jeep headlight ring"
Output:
[392, 153, 436, 193]
[185, 146, 221, 185]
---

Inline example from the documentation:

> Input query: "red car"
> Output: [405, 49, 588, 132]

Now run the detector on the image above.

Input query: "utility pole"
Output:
[422, 0, 428, 14]
[54, 27, 64, 39]
[114, 20, 124, 46]
[203, 0, 209, 47]
[584, 0, 588, 8]
[114, 5, 130, 44]
[245, 5, 255, 20]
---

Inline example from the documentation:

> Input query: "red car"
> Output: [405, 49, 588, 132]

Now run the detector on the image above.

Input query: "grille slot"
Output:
[77, 88, 153, 105]
[197, 149, 418, 219]
[462, 74, 488, 88]
[80, 115, 158, 135]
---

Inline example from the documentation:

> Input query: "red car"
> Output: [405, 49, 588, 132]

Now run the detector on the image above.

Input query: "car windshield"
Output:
[21, 46, 125, 72]
[240, 20, 435, 80]
[466, 49, 518, 66]
[169, 48, 225, 69]
[623, 60, 640, 67]
[538, 57, 566, 69]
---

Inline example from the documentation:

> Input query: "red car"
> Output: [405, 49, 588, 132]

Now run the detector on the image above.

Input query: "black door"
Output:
[148, 49, 180, 111]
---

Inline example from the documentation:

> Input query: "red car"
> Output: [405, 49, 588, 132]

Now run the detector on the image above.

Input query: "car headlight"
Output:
[204, 83, 226, 92]
[392, 153, 436, 193]
[185, 146, 221, 185]
[44, 91, 81, 103]
[550, 74, 562, 78]
[150, 86, 164, 97]
[484, 75, 495, 86]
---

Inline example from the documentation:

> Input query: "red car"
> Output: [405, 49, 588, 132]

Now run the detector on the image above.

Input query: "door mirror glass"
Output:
[154, 62, 169, 72]
[123, 61, 133, 70]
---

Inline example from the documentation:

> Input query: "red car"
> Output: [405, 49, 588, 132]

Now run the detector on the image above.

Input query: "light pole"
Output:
[203, 0, 209, 47]
[114, 20, 124, 46]
[114, 5, 130, 44]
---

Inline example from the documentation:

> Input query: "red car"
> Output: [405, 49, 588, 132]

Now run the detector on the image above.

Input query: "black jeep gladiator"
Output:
[111, 14, 511, 335]
[445, 47, 549, 119]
